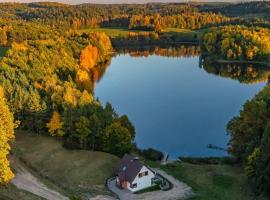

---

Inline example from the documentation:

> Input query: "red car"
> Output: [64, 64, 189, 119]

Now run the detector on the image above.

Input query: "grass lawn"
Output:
[78, 27, 148, 37]
[148, 161, 264, 200]
[12, 131, 119, 198]
[0, 47, 8, 58]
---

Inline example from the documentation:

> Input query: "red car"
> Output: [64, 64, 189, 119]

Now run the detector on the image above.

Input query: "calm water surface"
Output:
[95, 54, 266, 158]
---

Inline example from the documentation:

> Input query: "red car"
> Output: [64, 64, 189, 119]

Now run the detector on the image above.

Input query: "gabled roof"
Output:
[114, 154, 143, 183]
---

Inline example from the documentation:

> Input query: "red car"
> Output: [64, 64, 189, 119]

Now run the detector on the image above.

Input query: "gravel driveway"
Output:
[107, 169, 193, 200]
[107, 178, 132, 200]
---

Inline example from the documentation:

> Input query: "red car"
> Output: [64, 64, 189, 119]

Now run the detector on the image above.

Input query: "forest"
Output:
[227, 85, 270, 196]
[0, 1, 270, 199]
[0, 19, 135, 187]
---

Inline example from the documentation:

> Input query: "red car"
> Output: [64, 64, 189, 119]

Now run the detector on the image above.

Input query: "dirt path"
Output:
[11, 159, 69, 200]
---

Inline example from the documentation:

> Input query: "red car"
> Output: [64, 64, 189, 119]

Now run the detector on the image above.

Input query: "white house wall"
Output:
[127, 166, 155, 192]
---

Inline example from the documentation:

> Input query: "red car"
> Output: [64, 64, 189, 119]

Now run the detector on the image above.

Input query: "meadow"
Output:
[148, 161, 264, 200]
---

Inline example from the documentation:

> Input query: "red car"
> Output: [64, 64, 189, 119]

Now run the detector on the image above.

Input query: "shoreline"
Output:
[216, 59, 270, 67]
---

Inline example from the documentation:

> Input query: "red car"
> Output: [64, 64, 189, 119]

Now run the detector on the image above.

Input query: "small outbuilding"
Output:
[114, 154, 156, 192]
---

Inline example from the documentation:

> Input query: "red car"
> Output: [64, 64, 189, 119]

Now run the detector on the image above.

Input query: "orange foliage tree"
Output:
[80, 45, 99, 71]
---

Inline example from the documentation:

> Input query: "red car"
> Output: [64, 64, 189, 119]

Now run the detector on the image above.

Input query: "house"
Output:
[114, 154, 156, 192]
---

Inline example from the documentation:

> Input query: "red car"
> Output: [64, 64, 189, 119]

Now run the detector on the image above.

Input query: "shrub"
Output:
[141, 148, 164, 161]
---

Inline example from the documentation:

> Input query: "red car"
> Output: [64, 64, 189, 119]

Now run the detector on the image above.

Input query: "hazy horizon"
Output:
[0, 0, 249, 5]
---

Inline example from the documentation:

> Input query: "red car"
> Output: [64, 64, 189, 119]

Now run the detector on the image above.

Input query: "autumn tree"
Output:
[80, 45, 99, 71]
[0, 29, 8, 46]
[100, 122, 132, 156]
[47, 111, 65, 137]
[75, 116, 91, 148]
[90, 32, 112, 55]
[114, 115, 135, 140]
[0, 87, 15, 184]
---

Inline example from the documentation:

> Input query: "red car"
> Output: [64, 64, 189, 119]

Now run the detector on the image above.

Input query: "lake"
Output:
[95, 47, 267, 158]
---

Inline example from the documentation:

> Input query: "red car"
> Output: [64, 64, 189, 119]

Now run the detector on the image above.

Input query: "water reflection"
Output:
[201, 60, 270, 84]
[93, 45, 270, 86]
[114, 45, 200, 58]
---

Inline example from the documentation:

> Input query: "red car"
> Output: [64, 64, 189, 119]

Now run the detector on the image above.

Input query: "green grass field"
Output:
[12, 132, 119, 198]
[79, 27, 148, 37]
[148, 161, 264, 200]
[0, 47, 8, 58]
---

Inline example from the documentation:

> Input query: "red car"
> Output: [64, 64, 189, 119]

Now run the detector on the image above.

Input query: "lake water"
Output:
[95, 49, 267, 158]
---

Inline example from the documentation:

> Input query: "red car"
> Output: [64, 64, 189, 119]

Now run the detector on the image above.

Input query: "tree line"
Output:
[0, 3, 199, 29]
[115, 45, 200, 58]
[128, 12, 230, 32]
[111, 31, 199, 47]
[1, 1, 270, 32]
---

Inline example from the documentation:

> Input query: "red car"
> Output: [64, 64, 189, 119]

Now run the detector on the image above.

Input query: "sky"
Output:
[0, 0, 245, 4]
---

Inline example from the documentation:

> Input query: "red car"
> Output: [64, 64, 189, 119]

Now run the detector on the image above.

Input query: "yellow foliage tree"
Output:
[46, 111, 65, 137]
[0, 87, 15, 184]
[75, 69, 93, 92]
[93, 32, 112, 55]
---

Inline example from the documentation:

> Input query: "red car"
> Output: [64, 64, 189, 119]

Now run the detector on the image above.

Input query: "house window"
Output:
[139, 171, 148, 178]
[132, 183, 137, 188]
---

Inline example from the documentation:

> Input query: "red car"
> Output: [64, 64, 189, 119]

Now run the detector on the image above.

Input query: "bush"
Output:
[141, 148, 164, 161]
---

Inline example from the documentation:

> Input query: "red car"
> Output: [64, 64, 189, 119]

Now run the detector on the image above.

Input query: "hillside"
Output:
[12, 132, 119, 199]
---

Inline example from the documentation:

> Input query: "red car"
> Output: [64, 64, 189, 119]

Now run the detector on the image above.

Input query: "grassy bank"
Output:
[12, 131, 119, 198]
[162, 28, 203, 38]
[148, 161, 264, 200]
